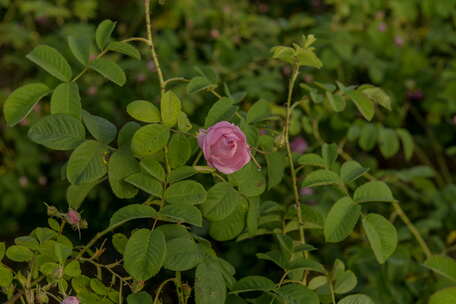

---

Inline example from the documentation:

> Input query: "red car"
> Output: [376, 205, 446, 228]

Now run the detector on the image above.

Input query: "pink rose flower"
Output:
[66, 209, 81, 225]
[394, 35, 404, 47]
[61, 296, 79, 304]
[198, 121, 250, 174]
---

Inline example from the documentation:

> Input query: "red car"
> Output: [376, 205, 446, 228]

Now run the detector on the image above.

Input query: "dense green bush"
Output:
[1, 1, 456, 303]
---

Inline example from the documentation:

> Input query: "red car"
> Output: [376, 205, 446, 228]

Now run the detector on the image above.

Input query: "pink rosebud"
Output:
[290, 137, 308, 154]
[198, 121, 251, 174]
[87, 86, 98, 96]
[394, 35, 404, 47]
[19, 176, 29, 188]
[136, 73, 147, 83]
[210, 29, 220, 39]
[378, 22, 387, 32]
[38, 176, 47, 186]
[406, 89, 423, 102]
[61, 296, 79, 304]
[66, 209, 81, 225]
[300, 187, 314, 196]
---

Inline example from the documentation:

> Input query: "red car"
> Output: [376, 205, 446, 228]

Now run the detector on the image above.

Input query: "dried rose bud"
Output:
[66, 209, 81, 225]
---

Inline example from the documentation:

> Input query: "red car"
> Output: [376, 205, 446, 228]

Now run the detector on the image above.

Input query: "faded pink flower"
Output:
[378, 22, 387, 32]
[210, 29, 220, 39]
[38, 176, 47, 186]
[61, 296, 79, 304]
[290, 137, 308, 154]
[66, 209, 81, 225]
[198, 121, 250, 174]
[19, 176, 29, 188]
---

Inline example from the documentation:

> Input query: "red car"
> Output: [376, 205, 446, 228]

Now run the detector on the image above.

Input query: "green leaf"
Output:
[160, 204, 202, 227]
[50, 82, 81, 118]
[297, 153, 326, 167]
[127, 292, 153, 304]
[178, 112, 192, 132]
[0, 265, 13, 287]
[424, 255, 456, 283]
[396, 128, 414, 161]
[164, 238, 202, 271]
[231, 276, 275, 293]
[124, 229, 166, 281]
[131, 124, 169, 157]
[322, 143, 338, 169]
[195, 261, 226, 304]
[164, 180, 207, 205]
[0, 242, 4, 261]
[276, 284, 320, 304]
[26, 45, 73, 81]
[66, 181, 99, 210]
[126, 100, 160, 123]
[168, 166, 197, 183]
[82, 110, 117, 144]
[204, 97, 237, 128]
[378, 128, 399, 158]
[157, 224, 192, 241]
[109, 204, 157, 227]
[209, 203, 247, 241]
[247, 197, 259, 237]
[54, 242, 72, 264]
[295, 48, 323, 68]
[326, 91, 346, 112]
[362, 214, 398, 264]
[230, 162, 266, 197]
[358, 124, 378, 151]
[168, 133, 192, 168]
[96, 19, 116, 50]
[187, 76, 216, 94]
[324, 197, 361, 242]
[40, 262, 59, 277]
[247, 100, 270, 123]
[287, 258, 327, 273]
[340, 160, 368, 183]
[124, 172, 162, 197]
[161, 91, 182, 127]
[66, 140, 108, 185]
[90, 278, 108, 295]
[64, 260, 81, 277]
[201, 182, 241, 221]
[28, 114, 86, 150]
[353, 181, 394, 203]
[108, 148, 140, 199]
[118, 121, 140, 147]
[107, 41, 140, 59]
[361, 86, 391, 111]
[6, 245, 33, 262]
[140, 158, 165, 182]
[266, 151, 286, 190]
[112, 233, 128, 254]
[90, 58, 126, 86]
[302, 169, 340, 188]
[429, 287, 456, 304]
[68, 35, 91, 65]
[3, 83, 50, 126]
[334, 270, 357, 294]
[347, 90, 374, 121]
[338, 294, 375, 304]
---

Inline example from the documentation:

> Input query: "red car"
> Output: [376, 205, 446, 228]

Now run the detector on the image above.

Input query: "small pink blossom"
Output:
[61, 296, 79, 304]
[89, 54, 97, 61]
[147, 61, 156, 72]
[210, 29, 220, 39]
[378, 22, 387, 32]
[394, 35, 405, 47]
[66, 209, 81, 225]
[38, 176, 47, 186]
[136, 73, 147, 83]
[290, 137, 308, 154]
[198, 121, 250, 174]
[406, 89, 423, 102]
[19, 176, 29, 188]
[300, 187, 314, 196]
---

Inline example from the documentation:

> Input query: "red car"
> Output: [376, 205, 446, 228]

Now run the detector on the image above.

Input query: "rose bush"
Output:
[0, 1, 455, 304]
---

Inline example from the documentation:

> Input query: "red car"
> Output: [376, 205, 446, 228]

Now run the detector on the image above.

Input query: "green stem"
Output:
[153, 278, 176, 304]
[175, 272, 185, 304]
[284, 65, 306, 248]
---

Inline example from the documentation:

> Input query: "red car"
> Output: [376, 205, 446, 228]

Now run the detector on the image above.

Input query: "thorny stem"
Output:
[144, 0, 165, 96]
